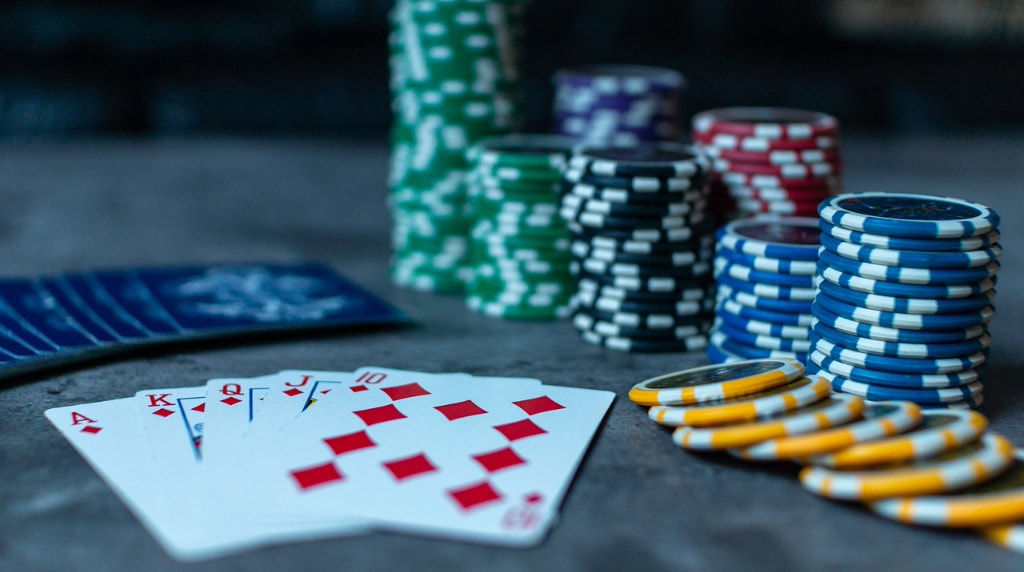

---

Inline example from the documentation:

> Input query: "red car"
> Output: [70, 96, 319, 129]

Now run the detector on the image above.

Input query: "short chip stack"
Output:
[807, 192, 1002, 409]
[691, 107, 842, 221]
[387, 0, 527, 292]
[558, 143, 716, 352]
[553, 65, 684, 146]
[463, 134, 576, 319]
[708, 217, 819, 364]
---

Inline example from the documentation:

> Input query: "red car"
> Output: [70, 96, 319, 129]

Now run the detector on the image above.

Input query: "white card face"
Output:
[236, 371, 613, 546]
[202, 375, 277, 473]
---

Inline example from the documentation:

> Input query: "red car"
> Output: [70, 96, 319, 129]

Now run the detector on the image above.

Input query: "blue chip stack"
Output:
[552, 65, 684, 146]
[708, 217, 820, 364]
[559, 143, 716, 352]
[807, 192, 1002, 409]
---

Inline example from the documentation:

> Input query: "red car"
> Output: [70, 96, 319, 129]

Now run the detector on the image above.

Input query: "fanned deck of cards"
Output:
[0, 262, 408, 379]
[45, 367, 614, 560]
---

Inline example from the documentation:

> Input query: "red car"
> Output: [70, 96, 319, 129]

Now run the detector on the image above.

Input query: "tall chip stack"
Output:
[690, 107, 842, 222]
[558, 143, 717, 352]
[807, 192, 1001, 409]
[387, 0, 526, 292]
[552, 65, 685, 146]
[463, 134, 577, 320]
[708, 217, 819, 364]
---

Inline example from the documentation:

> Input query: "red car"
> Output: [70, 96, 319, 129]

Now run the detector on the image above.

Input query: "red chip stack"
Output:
[690, 107, 842, 221]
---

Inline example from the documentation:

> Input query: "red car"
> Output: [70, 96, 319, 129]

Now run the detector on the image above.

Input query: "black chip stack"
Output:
[558, 143, 716, 352]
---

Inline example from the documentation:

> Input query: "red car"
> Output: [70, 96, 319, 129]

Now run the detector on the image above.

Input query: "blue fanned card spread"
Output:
[0, 262, 409, 378]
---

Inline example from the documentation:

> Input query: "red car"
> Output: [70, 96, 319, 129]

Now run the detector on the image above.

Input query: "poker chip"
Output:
[716, 273, 816, 301]
[704, 147, 841, 165]
[715, 321, 811, 352]
[694, 132, 838, 152]
[798, 433, 1014, 501]
[819, 233, 1002, 269]
[717, 310, 810, 339]
[815, 369, 984, 405]
[706, 341, 746, 363]
[709, 331, 805, 362]
[819, 193, 999, 239]
[716, 283, 813, 314]
[818, 265, 996, 299]
[628, 358, 804, 406]
[806, 409, 988, 469]
[714, 259, 816, 287]
[810, 320, 991, 359]
[811, 337, 988, 374]
[869, 450, 1024, 527]
[808, 350, 982, 389]
[716, 217, 821, 261]
[818, 249, 1000, 286]
[692, 107, 840, 140]
[815, 284, 997, 324]
[648, 374, 831, 428]
[716, 293, 814, 327]
[715, 244, 818, 276]
[553, 64, 685, 146]
[819, 221, 1001, 253]
[388, 0, 528, 292]
[811, 303, 987, 344]
[672, 393, 865, 451]
[982, 524, 1024, 554]
[562, 142, 716, 351]
[733, 400, 922, 462]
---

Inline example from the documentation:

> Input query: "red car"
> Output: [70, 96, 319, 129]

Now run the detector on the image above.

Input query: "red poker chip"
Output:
[692, 131, 838, 152]
[725, 185, 834, 202]
[713, 158, 841, 179]
[716, 171, 841, 189]
[692, 107, 839, 140]
[702, 146, 841, 165]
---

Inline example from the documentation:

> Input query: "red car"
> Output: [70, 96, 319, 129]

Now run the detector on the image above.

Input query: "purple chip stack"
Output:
[552, 65, 685, 146]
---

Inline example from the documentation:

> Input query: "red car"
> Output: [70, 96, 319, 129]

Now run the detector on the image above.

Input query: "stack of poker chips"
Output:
[387, 0, 526, 292]
[708, 217, 819, 364]
[629, 359, 1024, 552]
[691, 107, 842, 221]
[558, 143, 716, 352]
[552, 65, 684, 146]
[807, 192, 1001, 409]
[463, 134, 577, 320]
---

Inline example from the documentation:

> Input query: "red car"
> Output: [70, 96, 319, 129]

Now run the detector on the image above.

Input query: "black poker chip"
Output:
[572, 311, 712, 340]
[571, 143, 710, 179]
[571, 303, 713, 329]
[561, 180, 706, 206]
[563, 168, 707, 194]
[571, 257, 712, 279]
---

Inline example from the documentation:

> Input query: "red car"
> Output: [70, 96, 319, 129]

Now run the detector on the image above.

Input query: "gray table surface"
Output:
[1, 135, 1022, 572]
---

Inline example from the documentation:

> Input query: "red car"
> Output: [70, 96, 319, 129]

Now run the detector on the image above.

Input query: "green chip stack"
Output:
[464, 134, 577, 320]
[388, 0, 527, 293]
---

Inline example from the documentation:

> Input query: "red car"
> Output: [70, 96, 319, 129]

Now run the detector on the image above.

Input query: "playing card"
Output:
[90, 271, 184, 336]
[40, 277, 124, 344]
[202, 375, 278, 474]
[133, 263, 409, 336]
[232, 371, 612, 545]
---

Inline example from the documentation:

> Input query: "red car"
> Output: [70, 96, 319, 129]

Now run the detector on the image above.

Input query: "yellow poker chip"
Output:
[805, 409, 988, 469]
[799, 433, 1015, 501]
[672, 393, 865, 451]
[869, 450, 1024, 528]
[734, 400, 923, 462]
[981, 523, 1024, 554]
[628, 358, 804, 407]
[648, 375, 831, 428]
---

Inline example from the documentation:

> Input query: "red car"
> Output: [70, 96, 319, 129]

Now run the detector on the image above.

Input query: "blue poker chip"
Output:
[819, 220, 1001, 253]
[713, 259, 816, 288]
[819, 233, 1002, 270]
[716, 283, 814, 315]
[808, 350, 982, 389]
[819, 193, 1000, 239]
[918, 393, 984, 410]
[810, 320, 990, 359]
[716, 273, 816, 301]
[810, 336, 988, 374]
[815, 289, 995, 330]
[716, 216, 820, 261]
[709, 330, 805, 361]
[717, 309, 810, 338]
[715, 321, 812, 352]
[706, 340, 746, 363]
[818, 248, 1000, 286]
[811, 302, 987, 344]
[715, 245, 818, 276]
[819, 369, 984, 405]
[717, 295, 813, 327]
[817, 265, 997, 299]
[815, 279, 998, 316]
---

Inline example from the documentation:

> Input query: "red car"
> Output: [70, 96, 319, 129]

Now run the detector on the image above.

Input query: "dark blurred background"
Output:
[2, 0, 1022, 137]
